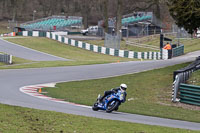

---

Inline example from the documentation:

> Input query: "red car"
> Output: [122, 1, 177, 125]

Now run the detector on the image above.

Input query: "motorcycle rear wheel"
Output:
[106, 100, 120, 113]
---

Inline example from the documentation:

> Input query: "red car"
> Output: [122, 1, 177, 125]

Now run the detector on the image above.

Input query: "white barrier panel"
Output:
[138, 52, 141, 59]
[53, 32, 68, 36]
[158, 52, 161, 59]
[162, 49, 168, 60]
[46, 32, 50, 38]
[101, 47, 106, 54]
[52, 33, 56, 40]
[144, 52, 147, 59]
[32, 31, 39, 37]
[64, 37, 68, 44]
[9, 55, 12, 64]
[128, 51, 134, 58]
[71, 40, 75, 46]
[119, 50, 124, 57]
[149, 52, 152, 59]
[23, 31, 28, 36]
[110, 48, 114, 56]
[93, 45, 98, 52]
[86, 43, 90, 50]
[153, 52, 157, 60]
[58, 36, 62, 42]
[78, 41, 82, 48]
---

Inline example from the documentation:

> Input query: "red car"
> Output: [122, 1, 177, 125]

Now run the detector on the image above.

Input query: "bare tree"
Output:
[116, 0, 123, 36]
[81, 0, 90, 28]
[103, 0, 109, 33]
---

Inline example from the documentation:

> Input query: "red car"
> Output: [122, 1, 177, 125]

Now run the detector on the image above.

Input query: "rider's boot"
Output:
[97, 94, 101, 103]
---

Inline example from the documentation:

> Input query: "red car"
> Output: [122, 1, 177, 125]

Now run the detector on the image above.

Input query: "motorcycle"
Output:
[92, 90, 125, 113]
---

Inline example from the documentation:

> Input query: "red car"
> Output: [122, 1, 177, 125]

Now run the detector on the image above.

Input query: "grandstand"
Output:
[20, 16, 82, 31]
[121, 14, 152, 25]
[98, 12, 161, 37]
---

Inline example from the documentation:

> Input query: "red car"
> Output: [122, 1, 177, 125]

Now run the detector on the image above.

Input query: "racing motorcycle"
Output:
[92, 90, 125, 113]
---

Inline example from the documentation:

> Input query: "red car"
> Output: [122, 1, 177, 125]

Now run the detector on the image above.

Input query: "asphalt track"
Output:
[0, 38, 68, 61]
[0, 39, 200, 130]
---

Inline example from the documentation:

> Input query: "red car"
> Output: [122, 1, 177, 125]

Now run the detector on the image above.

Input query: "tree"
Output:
[103, 0, 109, 33]
[167, 0, 200, 34]
[81, 0, 90, 29]
[116, 0, 123, 36]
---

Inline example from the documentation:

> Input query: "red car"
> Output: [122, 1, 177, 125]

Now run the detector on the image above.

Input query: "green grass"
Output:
[187, 70, 200, 86]
[42, 63, 200, 123]
[83, 40, 158, 52]
[0, 37, 135, 69]
[0, 103, 198, 133]
[181, 39, 200, 53]
[5, 37, 133, 61]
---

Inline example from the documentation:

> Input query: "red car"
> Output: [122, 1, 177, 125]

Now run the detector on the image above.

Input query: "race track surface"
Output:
[0, 38, 68, 61]
[0, 39, 200, 130]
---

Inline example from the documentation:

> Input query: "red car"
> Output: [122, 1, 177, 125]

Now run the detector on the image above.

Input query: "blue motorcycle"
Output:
[92, 90, 125, 113]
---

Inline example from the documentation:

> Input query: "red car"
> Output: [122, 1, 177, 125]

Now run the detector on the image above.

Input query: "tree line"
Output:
[1, 0, 198, 34]
[0, 0, 169, 26]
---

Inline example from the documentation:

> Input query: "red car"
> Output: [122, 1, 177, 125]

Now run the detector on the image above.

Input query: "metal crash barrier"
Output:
[172, 56, 200, 105]
[0, 54, 12, 64]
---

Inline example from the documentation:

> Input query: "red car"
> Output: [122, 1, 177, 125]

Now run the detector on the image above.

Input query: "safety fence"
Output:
[18, 31, 171, 60]
[172, 56, 200, 106]
[179, 83, 200, 106]
[0, 54, 12, 64]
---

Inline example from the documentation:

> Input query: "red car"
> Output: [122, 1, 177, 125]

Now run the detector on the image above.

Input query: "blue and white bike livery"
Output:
[92, 90, 125, 113]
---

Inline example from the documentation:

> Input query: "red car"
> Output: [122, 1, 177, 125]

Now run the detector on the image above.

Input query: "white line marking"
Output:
[19, 83, 91, 109]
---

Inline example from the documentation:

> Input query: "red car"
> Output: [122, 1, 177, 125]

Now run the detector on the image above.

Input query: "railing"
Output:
[172, 56, 200, 104]
[172, 45, 184, 57]
[179, 83, 200, 106]
[126, 41, 160, 51]
[0, 54, 12, 64]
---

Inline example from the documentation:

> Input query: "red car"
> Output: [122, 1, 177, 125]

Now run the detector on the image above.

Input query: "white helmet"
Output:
[120, 83, 127, 90]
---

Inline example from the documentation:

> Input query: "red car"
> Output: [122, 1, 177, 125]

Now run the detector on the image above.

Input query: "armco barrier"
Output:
[19, 31, 169, 60]
[179, 83, 200, 106]
[172, 56, 200, 104]
[0, 54, 12, 64]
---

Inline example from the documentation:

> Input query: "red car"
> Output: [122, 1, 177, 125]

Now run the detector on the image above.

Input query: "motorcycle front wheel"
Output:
[106, 100, 120, 113]
[92, 103, 99, 111]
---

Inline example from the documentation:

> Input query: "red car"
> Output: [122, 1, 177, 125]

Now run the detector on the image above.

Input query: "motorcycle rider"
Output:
[98, 83, 127, 103]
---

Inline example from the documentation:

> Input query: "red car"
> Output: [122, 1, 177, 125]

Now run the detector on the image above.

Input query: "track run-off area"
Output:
[0, 39, 200, 130]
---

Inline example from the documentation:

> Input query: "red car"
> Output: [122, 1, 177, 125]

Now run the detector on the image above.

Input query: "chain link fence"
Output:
[104, 33, 121, 49]
[172, 25, 191, 39]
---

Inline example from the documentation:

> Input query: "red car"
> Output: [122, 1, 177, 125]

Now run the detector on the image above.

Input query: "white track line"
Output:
[19, 83, 91, 109]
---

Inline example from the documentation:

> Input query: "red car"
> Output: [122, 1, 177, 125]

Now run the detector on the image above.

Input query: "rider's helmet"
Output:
[120, 83, 127, 91]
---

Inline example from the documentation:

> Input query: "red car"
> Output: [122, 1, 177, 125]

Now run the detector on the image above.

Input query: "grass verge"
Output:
[187, 70, 200, 86]
[0, 37, 135, 69]
[0, 103, 198, 133]
[83, 39, 159, 52]
[42, 63, 200, 122]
